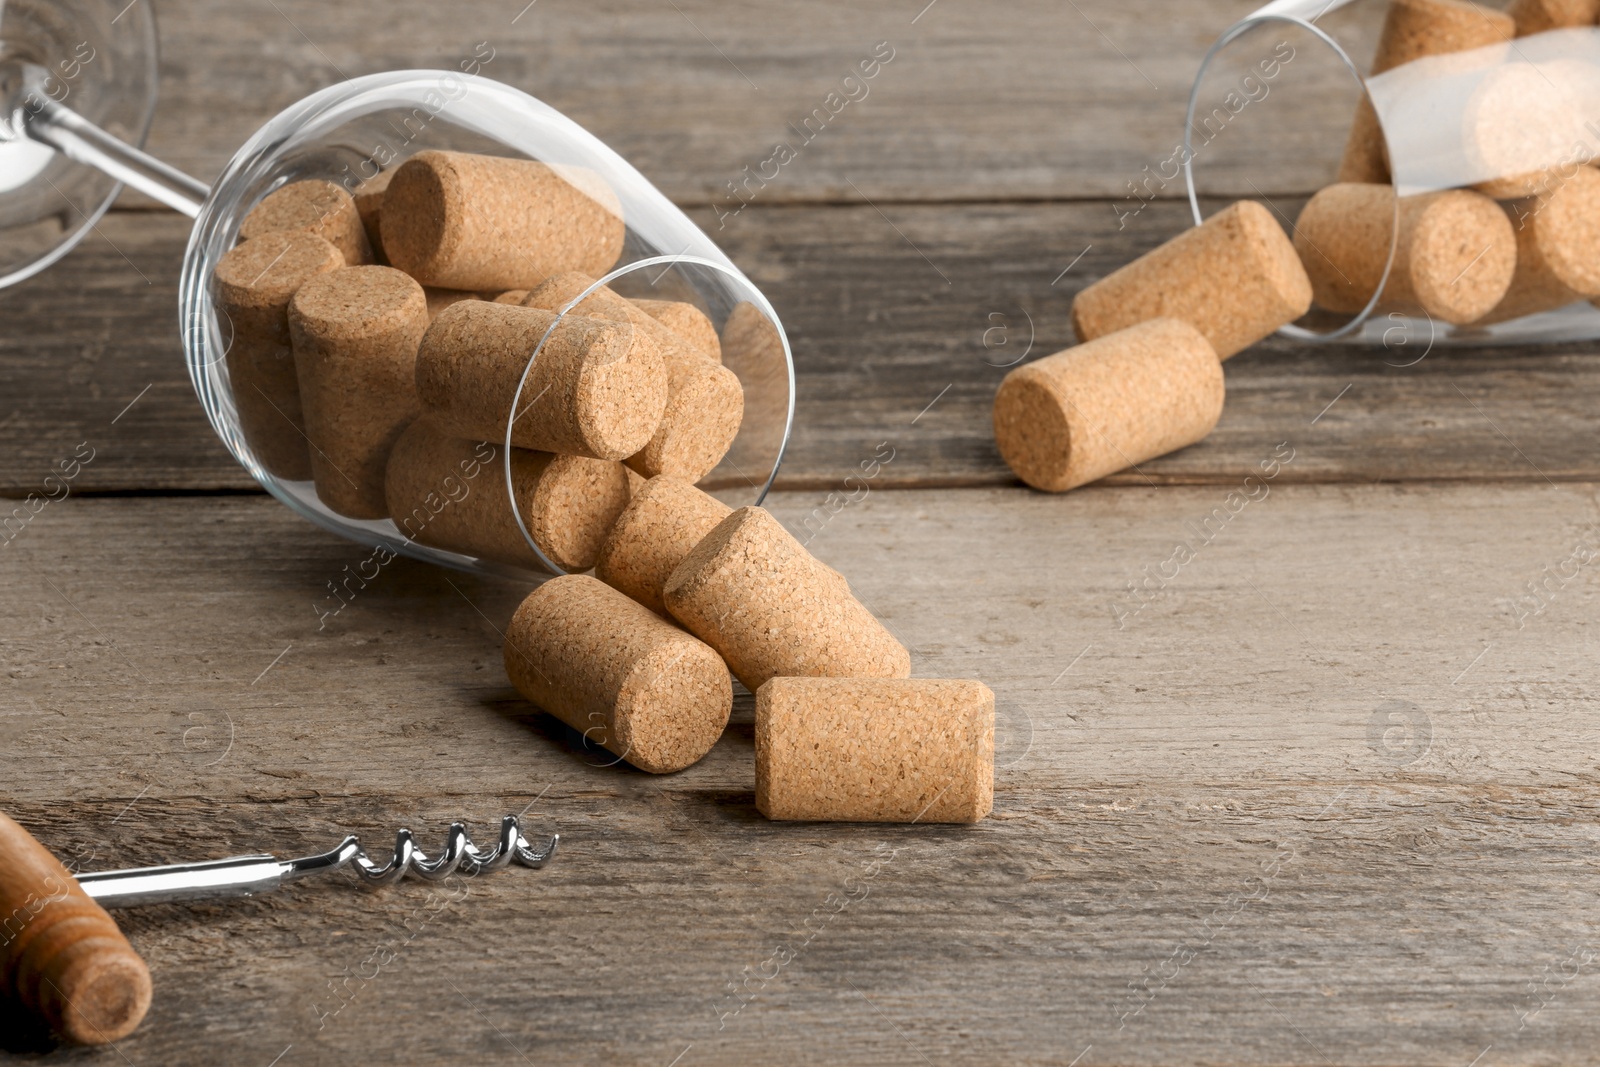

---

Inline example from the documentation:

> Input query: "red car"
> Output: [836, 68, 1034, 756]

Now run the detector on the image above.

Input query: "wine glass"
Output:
[0, 0, 794, 579]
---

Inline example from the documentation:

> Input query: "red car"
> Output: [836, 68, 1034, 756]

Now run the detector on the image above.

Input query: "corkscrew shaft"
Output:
[74, 816, 557, 908]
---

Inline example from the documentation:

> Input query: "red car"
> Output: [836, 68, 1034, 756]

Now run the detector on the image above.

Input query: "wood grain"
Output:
[5, 202, 1598, 498]
[130, 0, 1378, 205]
[2, 483, 1597, 1063]
[8, 5, 1593, 1064]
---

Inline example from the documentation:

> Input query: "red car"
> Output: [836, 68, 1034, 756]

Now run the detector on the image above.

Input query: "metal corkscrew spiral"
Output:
[310, 815, 558, 886]
[73, 815, 558, 908]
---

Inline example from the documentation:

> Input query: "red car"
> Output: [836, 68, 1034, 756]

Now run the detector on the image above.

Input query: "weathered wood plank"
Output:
[735, 198, 1600, 490]
[130, 0, 1370, 204]
[2, 483, 1597, 1064]
[4, 203, 1598, 496]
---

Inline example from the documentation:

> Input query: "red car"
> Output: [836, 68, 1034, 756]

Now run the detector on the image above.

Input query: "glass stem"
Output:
[21, 91, 209, 218]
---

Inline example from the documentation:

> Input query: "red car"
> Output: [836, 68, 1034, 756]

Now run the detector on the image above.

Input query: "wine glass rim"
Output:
[1182, 11, 1400, 342]
[502, 254, 795, 575]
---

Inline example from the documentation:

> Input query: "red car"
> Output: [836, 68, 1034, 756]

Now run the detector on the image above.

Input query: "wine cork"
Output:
[992, 318, 1225, 494]
[1506, 0, 1599, 36]
[493, 290, 529, 305]
[239, 179, 373, 267]
[717, 302, 790, 470]
[385, 418, 630, 572]
[1337, 105, 1393, 187]
[591, 479, 846, 604]
[1071, 201, 1312, 360]
[0, 810, 151, 1044]
[415, 300, 667, 461]
[289, 266, 430, 519]
[1474, 170, 1568, 201]
[381, 150, 625, 291]
[755, 678, 994, 824]
[1371, 0, 1514, 69]
[1293, 183, 1516, 324]
[1482, 167, 1600, 322]
[595, 475, 733, 614]
[504, 574, 732, 773]
[352, 171, 392, 262]
[521, 274, 744, 480]
[633, 299, 722, 362]
[663, 506, 910, 693]
[1337, 0, 1515, 184]
[423, 287, 486, 321]
[214, 232, 345, 482]
[1467, 59, 1600, 198]
[625, 465, 648, 497]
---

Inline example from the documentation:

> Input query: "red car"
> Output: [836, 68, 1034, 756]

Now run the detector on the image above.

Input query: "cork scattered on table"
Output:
[288, 265, 431, 519]
[504, 574, 732, 774]
[1484, 166, 1600, 323]
[212, 138, 992, 841]
[381, 150, 625, 291]
[993, 318, 1225, 493]
[520, 273, 744, 480]
[663, 506, 911, 693]
[415, 299, 666, 460]
[239, 179, 374, 267]
[1071, 200, 1312, 360]
[755, 677, 995, 824]
[385, 417, 631, 572]
[214, 231, 346, 482]
[595, 475, 734, 614]
[1293, 183, 1516, 324]
[1336, 0, 1515, 185]
[0, 810, 152, 1045]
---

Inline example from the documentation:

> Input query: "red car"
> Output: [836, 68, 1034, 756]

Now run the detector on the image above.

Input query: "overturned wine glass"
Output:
[1185, 0, 1600, 346]
[0, 0, 795, 579]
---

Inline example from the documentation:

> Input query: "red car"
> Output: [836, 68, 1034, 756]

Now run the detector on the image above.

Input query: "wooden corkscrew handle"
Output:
[0, 810, 151, 1044]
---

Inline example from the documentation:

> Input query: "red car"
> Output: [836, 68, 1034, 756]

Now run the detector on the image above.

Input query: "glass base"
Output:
[180, 71, 795, 581]
[0, 0, 158, 287]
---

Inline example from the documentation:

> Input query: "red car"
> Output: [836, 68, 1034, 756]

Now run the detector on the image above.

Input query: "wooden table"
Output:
[4, 2, 1598, 1063]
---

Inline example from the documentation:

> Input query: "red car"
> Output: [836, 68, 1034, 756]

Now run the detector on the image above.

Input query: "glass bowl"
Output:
[1185, 0, 1600, 345]
[177, 71, 794, 580]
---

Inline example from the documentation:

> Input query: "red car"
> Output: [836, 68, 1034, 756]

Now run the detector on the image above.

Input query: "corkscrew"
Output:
[0, 810, 556, 1044]
[73, 815, 558, 908]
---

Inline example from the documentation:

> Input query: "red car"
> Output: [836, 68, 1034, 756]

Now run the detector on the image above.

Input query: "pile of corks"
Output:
[215, 149, 994, 825]
[994, 0, 1600, 492]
